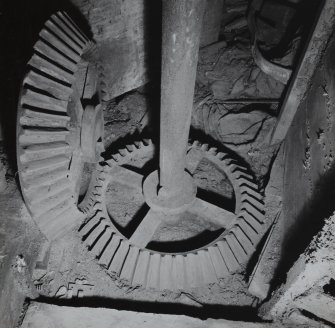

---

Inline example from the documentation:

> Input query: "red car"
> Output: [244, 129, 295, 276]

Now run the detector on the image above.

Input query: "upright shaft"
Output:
[159, 0, 205, 196]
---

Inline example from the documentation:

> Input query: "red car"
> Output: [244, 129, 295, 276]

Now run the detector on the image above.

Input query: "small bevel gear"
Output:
[79, 139, 268, 291]
[16, 12, 104, 241]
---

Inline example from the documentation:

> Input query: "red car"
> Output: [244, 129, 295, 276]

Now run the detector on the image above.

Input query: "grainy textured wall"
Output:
[280, 32, 335, 273]
[69, 0, 224, 100]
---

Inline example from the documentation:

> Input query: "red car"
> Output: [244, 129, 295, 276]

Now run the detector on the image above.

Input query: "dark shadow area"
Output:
[102, 129, 153, 161]
[109, 203, 150, 239]
[259, 0, 322, 63]
[141, 0, 162, 142]
[300, 309, 335, 328]
[31, 296, 264, 322]
[0, 0, 91, 174]
[272, 163, 335, 290]
[148, 228, 225, 253]
[197, 188, 235, 213]
[324, 278, 335, 298]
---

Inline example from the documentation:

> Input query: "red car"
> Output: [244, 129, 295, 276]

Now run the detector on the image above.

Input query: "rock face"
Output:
[104, 92, 149, 148]
[192, 95, 276, 147]
[197, 42, 285, 100]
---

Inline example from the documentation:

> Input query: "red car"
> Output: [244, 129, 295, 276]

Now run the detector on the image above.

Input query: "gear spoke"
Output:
[129, 209, 163, 248]
[188, 197, 236, 229]
[108, 164, 143, 191]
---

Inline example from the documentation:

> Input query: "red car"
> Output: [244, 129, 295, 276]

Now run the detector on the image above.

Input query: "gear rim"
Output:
[79, 139, 268, 290]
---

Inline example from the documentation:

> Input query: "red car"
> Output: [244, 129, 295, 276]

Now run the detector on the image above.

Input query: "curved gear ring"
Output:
[79, 139, 267, 290]
[16, 11, 101, 241]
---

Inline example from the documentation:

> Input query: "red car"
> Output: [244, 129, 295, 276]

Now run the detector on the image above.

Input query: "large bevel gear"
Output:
[79, 139, 268, 290]
[16, 12, 103, 241]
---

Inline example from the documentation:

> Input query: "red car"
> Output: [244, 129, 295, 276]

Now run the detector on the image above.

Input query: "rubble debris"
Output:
[260, 213, 335, 325]
[197, 41, 285, 100]
[14, 255, 27, 273]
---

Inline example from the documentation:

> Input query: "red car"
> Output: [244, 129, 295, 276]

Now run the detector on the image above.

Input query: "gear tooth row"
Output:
[50, 13, 88, 49]
[107, 139, 155, 167]
[36, 203, 82, 239]
[81, 139, 268, 290]
[17, 11, 92, 241]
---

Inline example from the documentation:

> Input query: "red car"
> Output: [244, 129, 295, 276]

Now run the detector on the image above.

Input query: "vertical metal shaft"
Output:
[159, 0, 205, 196]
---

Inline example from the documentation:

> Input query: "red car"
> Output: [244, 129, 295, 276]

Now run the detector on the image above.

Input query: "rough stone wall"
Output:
[280, 31, 335, 277]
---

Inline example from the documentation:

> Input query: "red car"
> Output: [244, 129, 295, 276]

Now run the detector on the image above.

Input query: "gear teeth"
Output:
[111, 153, 122, 162]
[79, 139, 267, 291]
[222, 158, 237, 166]
[34, 40, 78, 72]
[142, 138, 151, 146]
[231, 226, 255, 254]
[173, 255, 187, 290]
[132, 250, 150, 287]
[45, 19, 83, 54]
[198, 250, 218, 284]
[200, 143, 209, 151]
[59, 11, 90, 43]
[185, 253, 204, 288]
[80, 212, 102, 238]
[31, 188, 72, 217]
[19, 129, 69, 145]
[217, 240, 240, 273]
[239, 211, 263, 235]
[159, 255, 174, 290]
[51, 14, 87, 48]
[208, 147, 218, 155]
[125, 144, 135, 152]
[91, 227, 113, 258]
[237, 177, 259, 191]
[39, 28, 81, 62]
[215, 151, 227, 160]
[147, 253, 161, 289]
[235, 219, 259, 245]
[85, 220, 107, 249]
[28, 54, 75, 85]
[21, 155, 70, 174]
[229, 163, 248, 173]
[232, 169, 254, 182]
[108, 240, 130, 277]
[120, 245, 140, 283]
[241, 203, 264, 223]
[17, 11, 95, 242]
[24, 71, 73, 101]
[22, 166, 68, 188]
[36, 199, 72, 228]
[225, 233, 248, 265]
[118, 148, 127, 157]
[21, 89, 68, 113]
[134, 141, 142, 148]
[99, 234, 121, 268]
[242, 195, 265, 212]
[27, 177, 69, 204]
[192, 140, 201, 148]
[241, 186, 263, 201]
[20, 110, 70, 129]
[208, 246, 229, 279]
[38, 207, 81, 240]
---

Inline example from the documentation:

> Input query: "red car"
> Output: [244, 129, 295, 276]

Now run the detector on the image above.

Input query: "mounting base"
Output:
[143, 170, 197, 215]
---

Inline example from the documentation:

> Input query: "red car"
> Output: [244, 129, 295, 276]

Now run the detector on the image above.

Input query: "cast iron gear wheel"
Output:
[16, 11, 103, 241]
[79, 139, 268, 290]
